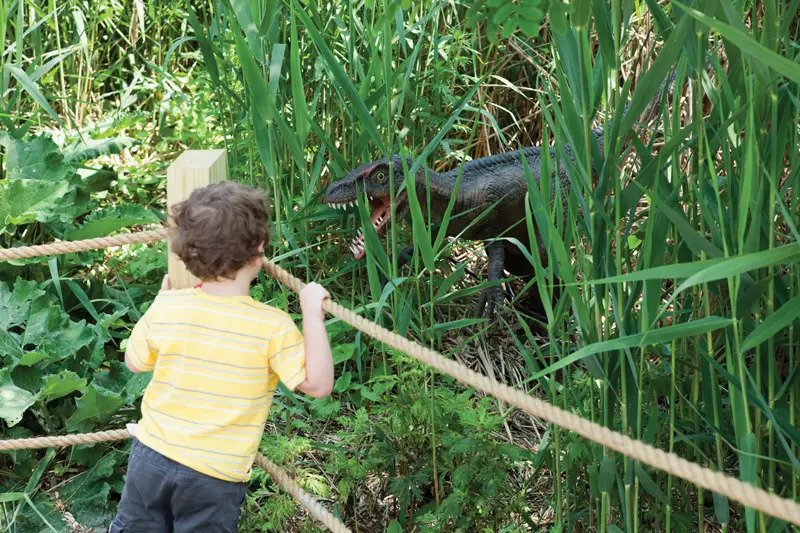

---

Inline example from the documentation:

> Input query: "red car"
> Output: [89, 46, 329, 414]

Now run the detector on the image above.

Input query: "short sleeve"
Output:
[267, 317, 306, 390]
[126, 313, 158, 371]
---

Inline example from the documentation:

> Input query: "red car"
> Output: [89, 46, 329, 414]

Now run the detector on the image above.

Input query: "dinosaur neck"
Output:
[412, 168, 463, 216]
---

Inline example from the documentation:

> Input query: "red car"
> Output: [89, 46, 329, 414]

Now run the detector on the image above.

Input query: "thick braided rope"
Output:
[0, 429, 131, 450]
[0, 430, 351, 533]
[1, 231, 799, 524]
[262, 258, 800, 526]
[0, 229, 168, 260]
[253, 454, 350, 533]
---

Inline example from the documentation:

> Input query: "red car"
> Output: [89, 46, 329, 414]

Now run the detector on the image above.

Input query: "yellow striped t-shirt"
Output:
[125, 288, 305, 482]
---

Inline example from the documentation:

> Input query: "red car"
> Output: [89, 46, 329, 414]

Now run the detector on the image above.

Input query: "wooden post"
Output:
[166, 150, 228, 289]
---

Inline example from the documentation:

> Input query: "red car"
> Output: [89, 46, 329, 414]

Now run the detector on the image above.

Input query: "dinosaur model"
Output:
[323, 85, 671, 318]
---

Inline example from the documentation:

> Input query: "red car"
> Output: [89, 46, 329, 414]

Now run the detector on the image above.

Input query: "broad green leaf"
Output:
[268, 43, 285, 102]
[68, 205, 159, 240]
[334, 371, 352, 393]
[583, 245, 800, 287]
[0, 329, 22, 361]
[22, 297, 93, 362]
[186, 4, 220, 83]
[232, 22, 271, 122]
[289, 4, 310, 145]
[230, 0, 265, 63]
[530, 316, 733, 379]
[39, 371, 87, 402]
[332, 343, 356, 364]
[741, 295, 800, 352]
[671, 245, 800, 299]
[16, 351, 48, 367]
[403, 166, 435, 273]
[0, 179, 71, 228]
[0, 278, 44, 329]
[0, 368, 37, 426]
[65, 383, 125, 430]
[62, 136, 136, 163]
[633, 461, 669, 505]
[11, 493, 67, 533]
[61, 453, 121, 528]
[598, 455, 616, 492]
[739, 432, 757, 531]
[0, 133, 72, 181]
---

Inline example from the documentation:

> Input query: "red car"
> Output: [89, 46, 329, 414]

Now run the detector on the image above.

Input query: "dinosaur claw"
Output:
[474, 285, 505, 323]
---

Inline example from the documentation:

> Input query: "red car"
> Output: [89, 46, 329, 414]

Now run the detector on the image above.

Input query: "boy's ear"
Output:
[257, 241, 265, 254]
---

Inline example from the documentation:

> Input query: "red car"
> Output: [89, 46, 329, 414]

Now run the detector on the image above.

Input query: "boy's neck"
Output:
[199, 276, 253, 297]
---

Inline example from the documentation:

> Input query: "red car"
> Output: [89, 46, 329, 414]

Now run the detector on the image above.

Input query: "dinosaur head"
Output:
[323, 155, 415, 259]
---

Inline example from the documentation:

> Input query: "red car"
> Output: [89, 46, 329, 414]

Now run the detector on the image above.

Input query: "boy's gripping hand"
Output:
[299, 282, 330, 320]
[297, 282, 334, 398]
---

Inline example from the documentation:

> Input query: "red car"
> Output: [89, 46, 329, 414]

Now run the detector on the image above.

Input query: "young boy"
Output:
[109, 181, 334, 533]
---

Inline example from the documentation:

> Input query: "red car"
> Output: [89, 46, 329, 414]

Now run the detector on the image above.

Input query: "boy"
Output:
[109, 181, 334, 533]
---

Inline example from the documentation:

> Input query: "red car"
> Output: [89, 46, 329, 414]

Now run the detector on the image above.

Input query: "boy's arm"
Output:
[296, 283, 333, 398]
[125, 317, 156, 373]
[125, 275, 168, 373]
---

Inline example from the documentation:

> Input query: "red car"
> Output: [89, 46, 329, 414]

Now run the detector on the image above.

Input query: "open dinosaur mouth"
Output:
[327, 195, 392, 260]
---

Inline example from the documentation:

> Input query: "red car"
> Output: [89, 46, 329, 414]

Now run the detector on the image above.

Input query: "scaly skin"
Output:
[322, 127, 605, 318]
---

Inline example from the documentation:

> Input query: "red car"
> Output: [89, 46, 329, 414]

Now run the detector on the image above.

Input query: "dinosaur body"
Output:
[323, 70, 674, 318]
[322, 126, 605, 317]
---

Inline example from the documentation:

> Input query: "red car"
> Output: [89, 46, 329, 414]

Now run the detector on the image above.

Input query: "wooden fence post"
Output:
[166, 150, 228, 289]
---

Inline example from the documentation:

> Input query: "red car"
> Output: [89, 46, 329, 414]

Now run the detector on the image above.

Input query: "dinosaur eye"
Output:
[374, 172, 386, 182]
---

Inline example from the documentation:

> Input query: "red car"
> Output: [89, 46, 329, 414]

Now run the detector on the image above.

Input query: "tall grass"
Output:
[4, 0, 800, 530]
[205, 0, 800, 530]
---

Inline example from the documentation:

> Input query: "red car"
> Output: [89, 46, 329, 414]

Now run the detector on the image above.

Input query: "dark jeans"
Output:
[109, 439, 246, 533]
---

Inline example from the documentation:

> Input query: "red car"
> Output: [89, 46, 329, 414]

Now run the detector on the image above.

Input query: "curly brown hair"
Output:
[169, 181, 270, 281]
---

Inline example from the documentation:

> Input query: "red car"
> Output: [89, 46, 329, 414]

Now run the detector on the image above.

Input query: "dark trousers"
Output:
[109, 439, 246, 533]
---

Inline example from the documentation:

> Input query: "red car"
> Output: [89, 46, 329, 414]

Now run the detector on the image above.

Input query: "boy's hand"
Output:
[299, 282, 329, 321]
[161, 275, 171, 291]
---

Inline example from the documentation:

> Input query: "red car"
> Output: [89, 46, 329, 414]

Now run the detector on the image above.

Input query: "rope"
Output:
[0, 229, 168, 260]
[0, 430, 351, 533]
[0, 430, 131, 450]
[254, 454, 349, 533]
[2, 230, 800, 526]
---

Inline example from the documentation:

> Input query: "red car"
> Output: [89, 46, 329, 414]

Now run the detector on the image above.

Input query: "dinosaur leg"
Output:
[397, 244, 415, 268]
[474, 241, 506, 319]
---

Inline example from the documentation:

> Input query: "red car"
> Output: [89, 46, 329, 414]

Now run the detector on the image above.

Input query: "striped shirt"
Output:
[126, 288, 305, 482]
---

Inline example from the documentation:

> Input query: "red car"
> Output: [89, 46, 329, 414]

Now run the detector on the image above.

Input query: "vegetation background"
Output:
[1, 0, 799, 532]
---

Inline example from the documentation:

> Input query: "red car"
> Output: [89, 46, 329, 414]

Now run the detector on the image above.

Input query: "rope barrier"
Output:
[0, 430, 351, 533]
[0, 229, 168, 260]
[2, 229, 800, 526]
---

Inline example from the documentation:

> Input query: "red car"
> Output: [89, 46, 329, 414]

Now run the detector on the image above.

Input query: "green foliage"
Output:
[466, 0, 576, 40]
[315, 351, 534, 531]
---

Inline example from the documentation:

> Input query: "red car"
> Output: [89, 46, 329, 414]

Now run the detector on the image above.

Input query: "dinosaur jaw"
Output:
[351, 195, 393, 259]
